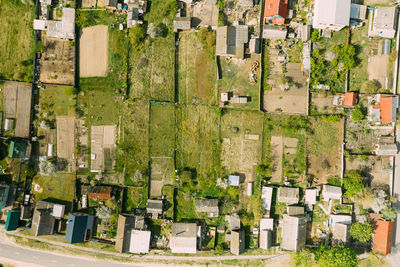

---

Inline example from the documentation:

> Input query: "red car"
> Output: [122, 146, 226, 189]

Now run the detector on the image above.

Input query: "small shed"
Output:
[322, 185, 342, 202]
[221, 92, 229, 102]
[247, 183, 253, 196]
[305, 188, 318, 205]
[228, 175, 240, 186]
[278, 187, 299, 205]
[230, 229, 245, 255]
[5, 210, 20, 231]
[343, 92, 358, 107]
[261, 186, 273, 210]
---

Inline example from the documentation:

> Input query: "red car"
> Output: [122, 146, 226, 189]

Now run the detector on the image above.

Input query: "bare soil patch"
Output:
[91, 125, 116, 172]
[56, 116, 76, 172]
[40, 34, 74, 85]
[368, 55, 389, 89]
[311, 92, 343, 115]
[80, 25, 108, 77]
[150, 156, 174, 197]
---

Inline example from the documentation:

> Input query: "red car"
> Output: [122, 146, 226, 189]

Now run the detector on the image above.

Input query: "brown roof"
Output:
[373, 220, 394, 255]
[88, 186, 112, 199]
[343, 92, 357, 107]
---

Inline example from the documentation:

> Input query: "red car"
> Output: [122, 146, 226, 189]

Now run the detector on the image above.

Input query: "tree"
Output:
[350, 222, 373, 243]
[351, 103, 367, 123]
[361, 80, 379, 93]
[343, 170, 364, 197]
[293, 248, 314, 267]
[381, 206, 397, 221]
[129, 24, 145, 47]
[314, 245, 357, 267]
[147, 23, 164, 39]
[311, 30, 320, 42]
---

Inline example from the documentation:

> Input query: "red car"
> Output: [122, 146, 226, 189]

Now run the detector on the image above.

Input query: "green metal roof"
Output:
[5, 210, 20, 231]
[8, 141, 27, 158]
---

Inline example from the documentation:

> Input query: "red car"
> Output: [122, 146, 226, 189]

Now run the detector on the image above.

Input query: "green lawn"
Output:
[33, 173, 75, 202]
[149, 103, 175, 157]
[124, 186, 147, 211]
[39, 85, 76, 117]
[0, 0, 35, 81]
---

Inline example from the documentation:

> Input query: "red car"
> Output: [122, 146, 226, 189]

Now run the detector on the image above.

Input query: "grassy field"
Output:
[124, 186, 147, 211]
[129, 36, 175, 101]
[149, 102, 175, 157]
[33, 173, 75, 202]
[176, 105, 220, 179]
[178, 31, 217, 105]
[39, 85, 76, 117]
[349, 25, 370, 91]
[0, 0, 35, 81]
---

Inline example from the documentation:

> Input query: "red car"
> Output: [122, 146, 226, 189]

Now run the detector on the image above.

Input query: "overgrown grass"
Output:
[124, 186, 148, 211]
[149, 102, 175, 157]
[0, 0, 35, 81]
[308, 117, 340, 156]
[33, 173, 75, 202]
[39, 85, 76, 117]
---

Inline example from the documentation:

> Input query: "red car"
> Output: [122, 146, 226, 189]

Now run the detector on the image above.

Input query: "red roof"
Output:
[343, 92, 358, 107]
[264, 0, 288, 25]
[373, 220, 393, 255]
[380, 95, 394, 123]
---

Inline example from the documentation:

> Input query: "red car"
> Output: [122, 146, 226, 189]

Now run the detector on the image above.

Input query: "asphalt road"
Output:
[0, 242, 143, 267]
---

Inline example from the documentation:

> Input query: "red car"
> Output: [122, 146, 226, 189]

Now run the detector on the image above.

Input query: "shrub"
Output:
[293, 248, 314, 267]
[343, 170, 364, 197]
[350, 222, 373, 243]
[381, 206, 397, 221]
[314, 245, 357, 267]
[352, 103, 367, 123]
[361, 80, 379, 93]
[129, 24, 145, 47]
[327, 176, 341, 186]
[311, 30, 320, 42]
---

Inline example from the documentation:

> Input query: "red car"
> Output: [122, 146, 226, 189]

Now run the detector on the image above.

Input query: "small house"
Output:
[0, 184, 10, 210]
[305, 188, 318, 206]
[259, 218, 274, 250]
[88, 186, 113, 200]
[226, 213, 241, 230]
[129, 229, 151, 254]
[373, 220, 394, 255]
[264, 0, 288, 25]
[216, 25, 249, 59]
[262, 25, 287, 39]
[230, 229, 245, 255]
[174, 17, 191, 32]
[312, 0, 351, 32]
[116, 214, 146, 253]
[5, 210, 20, 231]
[343, 92, 358, 108]
[170, 223, 201, 254]
[371, 95, 399, 124]
[8, 141, 27, 159]
[196, 198, 219, 217]
[278, 187, 299, 205]
[146, 199, 163, 218]
[31, 201, 65, 236]
[368, 6, 398, 38]
[65, 213, 95, 244]
[228, 175, 240, 186]
[281, 214, 307, 251]
[322, 185, 342, 202]
[261, 186, 273, 210]
[329, 214, 352, 226]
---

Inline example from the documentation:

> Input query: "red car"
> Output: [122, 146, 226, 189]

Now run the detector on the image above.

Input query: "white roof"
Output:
[330, 215, 352, 225]
[62, 8, 75, 35]
[305, 188, 318, 205]
[322, 185, 342, 201]
[313, 0, 350, 29]
[129, 230, 151, 254]
[260, 218, 274, 231]
[33, 19, 46, 30]
[261, 187, 273, 210]
[52, 204, 65, 219]
[229, 175, 240, 186]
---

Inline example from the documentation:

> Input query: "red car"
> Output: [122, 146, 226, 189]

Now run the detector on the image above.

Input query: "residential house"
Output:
[281, 214, 307, 251]
[264, 0, 288, 25]
[20, 205, 33, 221]
[88, 186, 113, 200]
[129, 229, 151, 254]
[376, 137, 398, 156]
[33, 8, 75, 39]
[230, 229, 245, 255]
[65, 213, 95, 244]
[262, 25, 287, 39]
[373, 220, 394, 255]
[146, 199, 163, 219]
[115, 214, 146, 253]
[343, 92, 358, 108]
[5, 210, 20, 231]
[278, 187, 299, 205]
[228, 175, 240, 186]
[174, 17, 191, 32]
[312, 0, 351, 32]
[0, 184, 10, 211]
[332, 223, 350, 246]
[350, 3, 367, 21]
[249, 37, 261, 54]
[368, 6, 398, 38]
[31, 201, 65, 236]
[196, 199, 219, 217]
[260, 218, 273, 250]
[322, 185, 342, 202]
[170, 223, 201, 254]
[261, 186, 273, 211]
[371, 95, 399, 124]
[126, 0, 147, 28]
[216, 25, 249, 59]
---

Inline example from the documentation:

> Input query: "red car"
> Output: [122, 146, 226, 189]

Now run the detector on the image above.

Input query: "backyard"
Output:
[0, 0, 35, 81]
[32, 173, 76, 202]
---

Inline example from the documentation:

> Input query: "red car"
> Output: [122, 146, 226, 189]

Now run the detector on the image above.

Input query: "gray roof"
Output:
[174, 17, 191, 31]
[170, 223, 198, 254]
[322, 185, 342, 201]
[230, 230, 245, 255]
[332, 223, 350, 246]
[129, 230, 151, 254]
[281, 214, 307, 251]
[216, 26, 248, 59]
[196, 199, 219, 217]
[115, 214, 146, 253]
[278, 187, 299, 205]
[31, 209, 55, 236]
[262, 25, 287, 39]
[374, 7, 397, 31]
[376, 143, 398, 156]
[225, 213, 241, 230]
[147, 199, 163, 213]
[287, 206, 305, 216]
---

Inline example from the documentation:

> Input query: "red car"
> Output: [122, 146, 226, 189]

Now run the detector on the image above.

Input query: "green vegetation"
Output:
[124, 187, 147, 211]
[381, 206, 397, 221]
[308, 117, 340, 156]
[39, 85, 76, 117]
[314, 245, 357, 267]
[33, 174, 75, 202]
[145, 0, 177, 26]
[311, 30, 320, 43]
[293, 248, 314, 267]
[352, 102, 367, 123]
[149, 103, 175, 157]
[350, 222, 373, 243]
[0, 0, 35, 80]
[327, 176, 341, 186]
[343, 170, 364, 197]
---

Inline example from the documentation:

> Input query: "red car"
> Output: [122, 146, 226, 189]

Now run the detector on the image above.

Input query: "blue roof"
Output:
[229, 175, 240, 186]
[65, 213, 94, 244]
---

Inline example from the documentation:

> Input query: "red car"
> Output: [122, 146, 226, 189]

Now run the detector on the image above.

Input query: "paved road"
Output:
[0, 242, 144, 267]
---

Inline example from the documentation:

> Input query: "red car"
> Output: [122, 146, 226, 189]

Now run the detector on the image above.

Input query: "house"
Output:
[368, 6, 398, 38]
[170, 223, 200, 254]
[329, 214, 352, 226]
[146, 199, 163, 218]
[305, 188, 318, 206]
[65, 213, 95, 244]
[298, 24, 311, 42]
[278, 187, 299, 205]
[249, 37, 260, 54]
[0, 184, 10, 210]
[20, 205, 33, 220]
[174, 17, 191, 32]
[115, 214, 146, 253]
[8, 141, 28, 159]
[196, 199, 219, 217]
[129, 230, 151, 254]
[261, 186, 273, 210]
[264, 0, 288, 25]
[281, 214, 307, 251]
[228, 175, 240, 186]
[262, 25, 287, 39]
[31, 201, 65, 236]
[33, 8, 75, 39]
[230, 229, 245, 255]
[332, 223, 350, 246]
[371, 95, 399, 124]
[287, 206, 304, 216]
[260, 218, 273, 250]
[373, 220, 394, 255]
[216, 25, 249, 59]
[312, 0, 351, 32]
[343, 92, 358, 108]
[5, 210, 20, 231]
[88, 186, 113, 200]
[322, 185, 342, 202]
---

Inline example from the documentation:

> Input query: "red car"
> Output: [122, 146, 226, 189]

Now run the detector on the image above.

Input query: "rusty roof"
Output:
[373, 220, 393, 255]
[343, 92, 357, 107]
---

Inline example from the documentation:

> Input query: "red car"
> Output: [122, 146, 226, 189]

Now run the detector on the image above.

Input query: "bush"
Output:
[352, 103, 367, 123]
[311, 30, 320, 42]
[314, 245, 357, 267]
[343, 170, 364, 197]
[129, 24, 145, 47]
[350, 222, 373, 243]
[327, 176, 341, 186]
[381, 206, 397, 221]
[361, 80, 379, 93]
